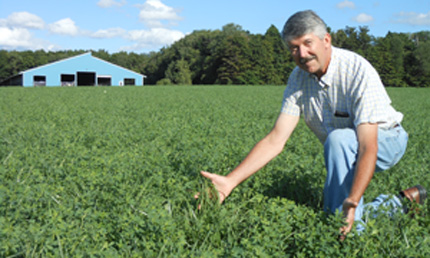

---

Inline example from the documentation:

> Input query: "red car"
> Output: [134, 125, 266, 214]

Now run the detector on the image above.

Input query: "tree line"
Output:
[1, 24, 430, 87]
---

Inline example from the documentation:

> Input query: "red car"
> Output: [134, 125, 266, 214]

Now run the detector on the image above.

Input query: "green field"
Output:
[1, 86, 430, 257]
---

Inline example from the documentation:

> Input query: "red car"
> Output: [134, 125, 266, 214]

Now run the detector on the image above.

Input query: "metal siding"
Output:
[21, 53, 144, 87]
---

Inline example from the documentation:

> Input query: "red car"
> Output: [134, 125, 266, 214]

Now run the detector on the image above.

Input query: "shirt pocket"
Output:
[332, 110, 354, 128]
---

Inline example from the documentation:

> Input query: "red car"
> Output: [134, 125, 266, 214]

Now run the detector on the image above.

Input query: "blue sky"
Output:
[1, 0, 430, 53]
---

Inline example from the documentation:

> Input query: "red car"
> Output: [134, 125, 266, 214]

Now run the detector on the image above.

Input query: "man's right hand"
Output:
[195, 171, 234, 205]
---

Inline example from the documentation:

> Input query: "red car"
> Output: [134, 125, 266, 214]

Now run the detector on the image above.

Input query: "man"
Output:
[199, 10, 427, 235]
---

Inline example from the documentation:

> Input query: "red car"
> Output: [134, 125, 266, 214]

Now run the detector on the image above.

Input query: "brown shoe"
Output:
[398, 185, 427, 215]
[399, 185, 427, 204]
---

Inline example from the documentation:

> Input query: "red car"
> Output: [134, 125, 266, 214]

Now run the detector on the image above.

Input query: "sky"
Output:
[1, 0, 430, 54]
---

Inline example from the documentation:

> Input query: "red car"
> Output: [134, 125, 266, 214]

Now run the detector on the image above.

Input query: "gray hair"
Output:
[282, 10, 328, 43]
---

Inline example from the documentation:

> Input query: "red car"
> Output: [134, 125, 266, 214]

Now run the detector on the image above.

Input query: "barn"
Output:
[0, 52, 146, 87]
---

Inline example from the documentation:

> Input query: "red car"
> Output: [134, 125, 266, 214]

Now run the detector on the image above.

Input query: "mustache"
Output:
[299, 56, 316, 64]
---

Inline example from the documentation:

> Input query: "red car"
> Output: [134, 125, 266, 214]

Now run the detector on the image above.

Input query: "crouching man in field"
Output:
[198, 10, 427, 237]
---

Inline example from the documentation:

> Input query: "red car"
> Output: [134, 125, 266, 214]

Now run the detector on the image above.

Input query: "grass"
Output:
[0, 86, 429, 257]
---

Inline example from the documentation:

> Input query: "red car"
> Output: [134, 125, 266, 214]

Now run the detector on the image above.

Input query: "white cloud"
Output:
[394, 11, 430, 26]
[0, 11, 45, 29]
[0, 27, 32, 48]
[91, 27, 126, 38]
[0, 12, 57, 51]
[137, 0, 182, 28]
[337, 0, 356, 9]
[97, 0, 126, 8]
[353, 13, 374, 23]
[48, 18, 79, 36]
[122, 27, 184, 51]
[0, 26, 56, 50]
[0, 1, 185, 52]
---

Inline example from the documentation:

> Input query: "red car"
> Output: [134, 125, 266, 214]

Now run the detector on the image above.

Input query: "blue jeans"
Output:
[323, 125, 408, 232]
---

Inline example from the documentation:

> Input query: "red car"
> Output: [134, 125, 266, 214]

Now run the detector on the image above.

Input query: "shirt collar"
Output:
[317, 46, 337, 88]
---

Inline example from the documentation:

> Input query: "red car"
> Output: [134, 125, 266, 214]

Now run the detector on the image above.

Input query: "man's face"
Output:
[288, 33, 332, 78]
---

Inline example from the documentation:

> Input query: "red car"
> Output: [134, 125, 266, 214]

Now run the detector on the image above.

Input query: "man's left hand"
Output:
[340, 197, 359, 237]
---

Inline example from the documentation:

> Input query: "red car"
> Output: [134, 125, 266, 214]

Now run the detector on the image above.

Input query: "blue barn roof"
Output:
[17, 52, 146, 87]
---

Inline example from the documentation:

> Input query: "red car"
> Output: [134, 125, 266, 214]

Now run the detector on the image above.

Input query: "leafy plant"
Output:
[0, 86, 429, 257]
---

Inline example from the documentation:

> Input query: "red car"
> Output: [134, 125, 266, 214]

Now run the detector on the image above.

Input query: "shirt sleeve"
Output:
[281, 72, 302, 117]
[352, 60, 392, 127]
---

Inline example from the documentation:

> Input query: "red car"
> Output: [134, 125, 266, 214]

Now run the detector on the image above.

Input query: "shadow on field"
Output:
[261, 169, 325, 212]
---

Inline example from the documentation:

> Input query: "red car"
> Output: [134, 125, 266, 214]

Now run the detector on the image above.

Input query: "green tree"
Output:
[0, 50, 10, 81]
[263, 25, 294, 85]
[331, 29, 348, 49]
[357, 26, 373, 58]
[6, 51, 25, 76]
[213, 24, 253, 84]
[165, 59, 192, 85]
[343, 26, 360, 52]
[2, 25, 430, 87]
[370, 33, 408, 87]
[110, 51, 130, 70]
[405, 41, 430, 87]
[33, 50, 48, 68]
[332, 26, 373, 58]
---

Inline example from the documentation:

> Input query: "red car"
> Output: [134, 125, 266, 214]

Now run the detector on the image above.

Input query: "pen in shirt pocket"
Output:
[334, 110, 349, 118]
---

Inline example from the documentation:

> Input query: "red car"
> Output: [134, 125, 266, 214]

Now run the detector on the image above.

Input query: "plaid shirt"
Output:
[281, 46, 403, 143]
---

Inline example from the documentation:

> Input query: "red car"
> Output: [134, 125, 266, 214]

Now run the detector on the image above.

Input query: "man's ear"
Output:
[324, 33, 332, 47]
